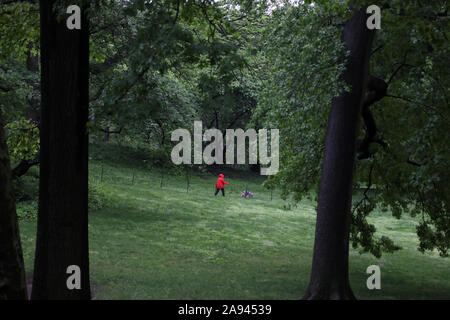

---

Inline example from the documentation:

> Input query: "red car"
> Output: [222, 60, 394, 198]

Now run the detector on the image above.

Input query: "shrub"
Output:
[14, 180, 108, 219]
[16, 200, 38, 220]
[14, 174, 39, 202]
[5, 118, 40, 161]
[89, 180, 110, 211]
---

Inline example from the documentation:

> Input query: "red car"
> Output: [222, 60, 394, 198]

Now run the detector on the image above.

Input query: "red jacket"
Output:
[216, 174, 228, 189]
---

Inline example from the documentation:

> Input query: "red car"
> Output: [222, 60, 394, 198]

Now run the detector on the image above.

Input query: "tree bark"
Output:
[11, 156, 40, 180]
[0, 113, 28, 300]
[103, 126, 110, 142]
[357, 76, 388, 159]
[302, 7, 375, 300]
[31, 1, 91, 299]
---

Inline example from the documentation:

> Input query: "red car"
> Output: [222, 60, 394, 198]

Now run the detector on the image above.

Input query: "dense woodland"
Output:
[0, 0, 449, 299]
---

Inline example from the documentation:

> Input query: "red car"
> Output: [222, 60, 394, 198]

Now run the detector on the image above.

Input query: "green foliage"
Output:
[0, 60, 40, 123]
[14, 170, 39, 220]
[351, 192, 402, 258]
[16, 200, 38, 221]
[2, 0, 448, 260]
[5, 118, 39, 161]
[253, 3, 347, 202]
[253, 1, 450, 257]
[356, 0, 450, 257]
[13, 172, 39, 202]
[0, 1, 39, 62]
[88, 179, 110, 211]
[148, 147, 171, 168]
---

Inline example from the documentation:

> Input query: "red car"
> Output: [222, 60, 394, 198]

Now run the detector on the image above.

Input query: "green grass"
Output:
[18, 142, 450, 299]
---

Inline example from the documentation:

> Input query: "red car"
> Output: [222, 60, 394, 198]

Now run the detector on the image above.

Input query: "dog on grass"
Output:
[241, 190, 254, 198]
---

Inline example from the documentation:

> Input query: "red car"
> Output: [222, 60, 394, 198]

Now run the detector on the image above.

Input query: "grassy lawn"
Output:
[18, 143, 450, 299]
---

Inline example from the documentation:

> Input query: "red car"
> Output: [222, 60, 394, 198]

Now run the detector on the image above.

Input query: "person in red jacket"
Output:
[215, 173, 228, 196]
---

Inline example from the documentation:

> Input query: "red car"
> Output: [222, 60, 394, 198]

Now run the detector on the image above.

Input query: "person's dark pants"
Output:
[215, 188, 225, 196]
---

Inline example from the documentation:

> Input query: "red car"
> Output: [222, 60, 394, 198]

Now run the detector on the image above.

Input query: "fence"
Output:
[89, 162, 278, 200]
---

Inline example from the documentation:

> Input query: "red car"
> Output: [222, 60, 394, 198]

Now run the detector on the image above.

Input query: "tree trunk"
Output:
[0, 114, 28, 300]
[103, 126, 110, 142]
[26, 42, 39, 73]
[302, 7, 375, 300]
[31, 1, 91, 299]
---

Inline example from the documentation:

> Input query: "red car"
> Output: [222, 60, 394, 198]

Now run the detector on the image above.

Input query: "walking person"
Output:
[215, 173, 228, 196]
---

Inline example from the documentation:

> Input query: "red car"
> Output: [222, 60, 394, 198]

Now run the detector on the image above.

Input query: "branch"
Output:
[101, 125, 123, 135]
[385, 94, 447, 120]
[110, 65, 150, 105]
[357, 75, 388, 160]
[407, 158, 428, 167]
[387, 50, 412, 85]
[0, 83, 15, 92]
[90, 82, 105, 102]
[173, 0, 180, 25]
[90, 53, 125, 75]
[11, 157, 39, 180]
[370, 45, 383, 56]
[352, 161, 375, 214]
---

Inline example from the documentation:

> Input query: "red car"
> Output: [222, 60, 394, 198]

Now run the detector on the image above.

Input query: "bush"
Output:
[89, 180, 110, 211]
[5, 118, 40, 161]
[14, 180, 108, 219]
[14, 174, 39, 202]
[16, 201, 38, 220]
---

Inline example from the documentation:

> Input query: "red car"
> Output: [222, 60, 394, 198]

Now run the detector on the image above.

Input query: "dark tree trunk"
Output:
[31, 1, 91, 299]
[0, 114, 28, 300]
[103, 126, 110, 142]
[26, 42, 39, 73]
[302, 7, 375, 300]
[103, 125, 123, 142]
